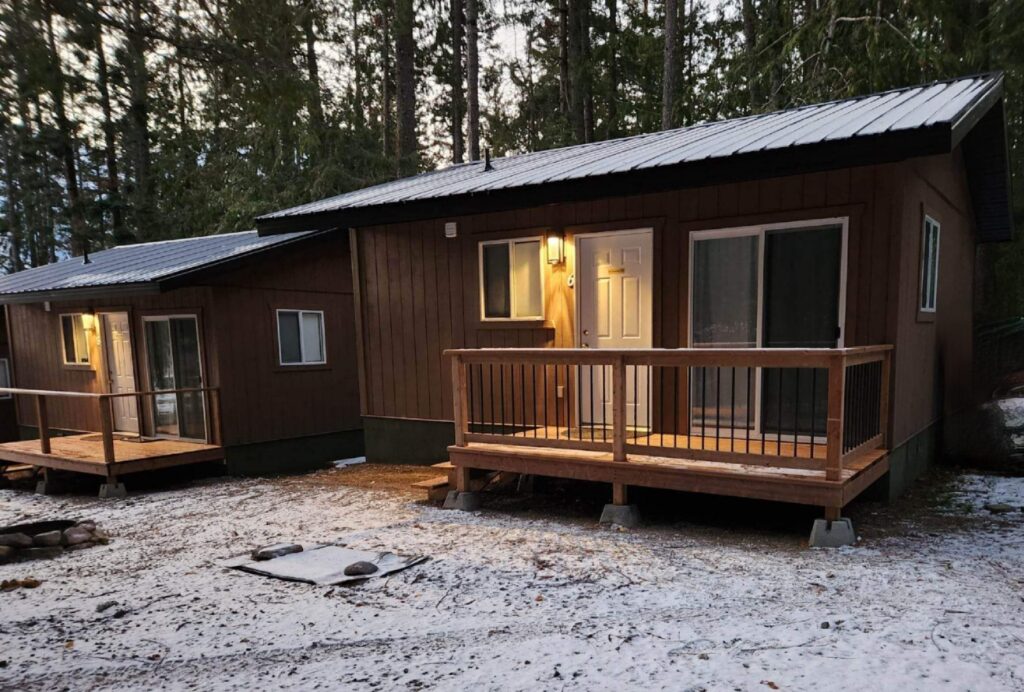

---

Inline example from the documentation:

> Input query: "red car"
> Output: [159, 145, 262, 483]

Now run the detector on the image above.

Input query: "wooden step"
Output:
[412, 475, 452, 502]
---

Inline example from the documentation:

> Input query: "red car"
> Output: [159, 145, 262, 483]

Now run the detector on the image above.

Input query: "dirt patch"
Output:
[284, 463, 444, 497]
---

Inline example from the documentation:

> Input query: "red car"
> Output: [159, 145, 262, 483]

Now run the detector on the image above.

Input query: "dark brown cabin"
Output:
[257, 74, 1013, 539]
[0, 230, 362, 494]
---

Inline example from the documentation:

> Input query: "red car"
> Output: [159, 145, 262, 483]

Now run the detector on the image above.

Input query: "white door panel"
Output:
[577, 230, 653, 428]
[102, 312, 139, 434]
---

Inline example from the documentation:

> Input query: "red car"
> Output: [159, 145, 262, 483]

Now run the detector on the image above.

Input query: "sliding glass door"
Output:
[144, 316, 206, 440]
[690, 220, 844, 439]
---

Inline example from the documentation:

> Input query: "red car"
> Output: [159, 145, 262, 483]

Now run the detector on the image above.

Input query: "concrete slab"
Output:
[809, 518, 856, 548]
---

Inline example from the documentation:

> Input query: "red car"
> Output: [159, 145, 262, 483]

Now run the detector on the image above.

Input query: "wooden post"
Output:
[612, 355, 626, 462]
[825, 354, 845, 482]
[99, 395, 115, 463]
[35, 395, 50, 454]
[207, 388, 222, 446]
[878, 349, 892, 448]
[135, 393, 145, 437]
[451, 354, 468, 447]
[454, 464, 471, 492]
[612, 482, 628, 506]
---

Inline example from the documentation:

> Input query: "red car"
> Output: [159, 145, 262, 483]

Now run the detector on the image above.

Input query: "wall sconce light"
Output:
[546, 230, 565, 265]
[81, 312, 98, 333]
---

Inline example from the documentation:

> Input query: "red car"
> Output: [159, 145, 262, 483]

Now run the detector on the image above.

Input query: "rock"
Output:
[20, 546, 63, 560]
[820, 621, 831, 629]
[90, 528, 110, 545]
[251, 543, 303, 561]
[96, 600, 118, 613]
[32, 531, 62, 547]
[0, 545, 13, 563]
[62, 527, 92, 546]
[343, 561, 379, 577]
[984, 502, 1015, 514]
[1, 578, 41, 590]
[0, 533, 33, 549]
[76, 521, 97, 532]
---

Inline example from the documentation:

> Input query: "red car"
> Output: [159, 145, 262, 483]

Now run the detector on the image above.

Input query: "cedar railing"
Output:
[0, 386, 222, 463]
[447, 347, 892, 481]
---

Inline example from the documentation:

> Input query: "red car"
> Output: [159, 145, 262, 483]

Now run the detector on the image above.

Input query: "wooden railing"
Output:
[0, 387, 222, 463]
[447, 347, 892, 481]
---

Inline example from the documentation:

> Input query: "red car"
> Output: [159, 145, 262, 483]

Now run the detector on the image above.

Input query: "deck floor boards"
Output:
[0, 435, 224, 476]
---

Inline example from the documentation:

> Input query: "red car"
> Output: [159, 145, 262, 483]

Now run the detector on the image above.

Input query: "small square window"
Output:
[277, 310, 326, 365]
[919, 216, 940, 313]
[480, 239, 543, 320]
[60, 314, 91, 365]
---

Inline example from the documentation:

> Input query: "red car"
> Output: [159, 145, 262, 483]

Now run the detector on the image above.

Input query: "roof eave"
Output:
[0, 282, 161, 305]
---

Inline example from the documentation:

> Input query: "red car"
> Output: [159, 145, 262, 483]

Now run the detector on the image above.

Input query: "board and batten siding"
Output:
[353, 163, 908, 435]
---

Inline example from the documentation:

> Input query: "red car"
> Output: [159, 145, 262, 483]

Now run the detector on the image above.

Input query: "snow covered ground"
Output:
[1, 467, 1022, 691]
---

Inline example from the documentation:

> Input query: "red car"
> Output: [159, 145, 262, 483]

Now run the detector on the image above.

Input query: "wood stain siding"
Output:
[354, 163, 907, 425]
[6, 235, 362, 448]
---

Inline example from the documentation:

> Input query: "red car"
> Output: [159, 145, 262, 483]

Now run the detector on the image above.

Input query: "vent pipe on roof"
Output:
[483, 148, 493, 172]
[82, 238, 92, 265]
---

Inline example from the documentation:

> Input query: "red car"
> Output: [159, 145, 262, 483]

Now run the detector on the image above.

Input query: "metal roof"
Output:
[0, 230, 321, 303]
[258, 73, 1009, 240]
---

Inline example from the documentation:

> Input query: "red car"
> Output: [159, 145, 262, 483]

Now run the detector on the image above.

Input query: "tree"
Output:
[661, 0, 678, 129]
[394, 0, 417, 175]
[466, 0, 480, 160]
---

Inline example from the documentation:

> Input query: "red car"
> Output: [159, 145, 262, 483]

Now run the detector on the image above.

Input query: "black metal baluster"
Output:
[554, 364, 560, 438]
[776, 368, 783, 455]
[601, 363, 607, 442]
[659, 366, 665, 447]
[700, 366, 706, 451]
[730, 366, 736, 452]
[715, 366, 721, 451]
[810, 368, 817, 460]
[746, 366, 752, 454]
[521, 364, 527, 436]
[500, 364, 506, 435]
[543, 364, 549, 439]
[793, 368, 800, 457]
[589, 365, 596, 442]
[672, 367, 679, 448]
[489, 364, 495, 435]
[633, 364, 639, 439]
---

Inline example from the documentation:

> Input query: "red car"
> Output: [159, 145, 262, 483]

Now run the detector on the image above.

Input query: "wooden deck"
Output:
[449, 441, 888, 508]
[0, 434, 224, 477]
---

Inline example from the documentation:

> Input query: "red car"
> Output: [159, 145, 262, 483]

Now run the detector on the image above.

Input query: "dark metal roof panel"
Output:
[0, 230, 318, 299]
[258, 73, 1005, 223]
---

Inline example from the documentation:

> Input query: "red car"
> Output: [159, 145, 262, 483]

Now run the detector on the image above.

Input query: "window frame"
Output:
[0, 357, 10, 399]
[59, 313, 92, 366]
[919, 214, 941, 315]
[478, 237, 545, 322]
[276, 309, 327, 366]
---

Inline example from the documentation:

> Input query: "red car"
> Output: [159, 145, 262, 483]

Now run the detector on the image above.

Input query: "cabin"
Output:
[0, 230, 362, 495]
[257, 74, 1013, 543]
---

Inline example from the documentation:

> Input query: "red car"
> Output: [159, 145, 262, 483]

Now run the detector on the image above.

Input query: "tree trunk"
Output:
[605, 0, 619, 139]
[45, 10, 87, 257]
[301, 0, 326, 137]
[558, 0, 570, 121]
[93, 5, 129, 244]
[661, 0, 678, 129]
[394, 0, 416, 175]
[465, 0, 480, 160]
[450, 0, 464, 163]
[566, 0, 590, 143]
[741, 0, 759, 110]
[381, 4, 392, 158]
[126, 0, 155, 238]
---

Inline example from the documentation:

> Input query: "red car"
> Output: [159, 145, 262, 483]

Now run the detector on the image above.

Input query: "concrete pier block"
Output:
[599, 504, 641, 528]
[98, 482, 127, 500]
[442, 490, 481, 511]
[808, 518, 856, 547]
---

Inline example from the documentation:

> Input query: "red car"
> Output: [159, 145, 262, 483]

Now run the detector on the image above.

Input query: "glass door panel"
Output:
[145, 317, 206, 440]
[690, 233, 759, 431]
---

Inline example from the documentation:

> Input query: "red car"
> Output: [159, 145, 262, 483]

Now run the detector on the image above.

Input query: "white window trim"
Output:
[276, 309, 327, 366]
[478, 237, 545, 321]
[919, 215, 940, 313]
[59, 313, 91, 366]
[0, 358, 10, 399]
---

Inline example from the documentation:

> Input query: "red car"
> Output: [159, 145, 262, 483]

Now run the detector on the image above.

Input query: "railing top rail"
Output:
[445, 346, 892, 368]
[0, 386, 220, 400]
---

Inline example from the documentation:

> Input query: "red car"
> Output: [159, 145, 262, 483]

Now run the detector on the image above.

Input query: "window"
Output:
[60, 314, 91, 365]
[0, 358, 10, 399]
[920, 216, 940, 312]
[277, 310, 326, 365]
[479, 238, 543, 320]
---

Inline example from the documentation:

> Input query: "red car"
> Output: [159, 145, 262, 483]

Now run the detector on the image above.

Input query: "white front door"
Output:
[577, 229, 653, 428]
[102, 312, 139, 434]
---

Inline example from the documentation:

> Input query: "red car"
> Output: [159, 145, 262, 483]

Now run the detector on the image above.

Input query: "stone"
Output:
[808, 518, 856, 548]
[0, 533, 33, 549]
[77, 521, 97, 532]
[96, 600, 118, 613]
[984, 502, 1015, 514]
[343, 561, 379, 577]
[91, 528, 110, 545]
[20, 546, 63, 560]
[251, 543, 303, 561]
[599, 504, 641, 528]
[98, 483, 127, 499]
[63, 527, 92, 546]
[1, 578, 41, 590]
[0, 545, 13, 563]
[32, 531, 63, 547]
[442, 490, 481, 511]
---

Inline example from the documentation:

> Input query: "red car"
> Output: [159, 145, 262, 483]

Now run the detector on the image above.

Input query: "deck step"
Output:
[431, 462, 454, 470]
[412, 475, 453, 502]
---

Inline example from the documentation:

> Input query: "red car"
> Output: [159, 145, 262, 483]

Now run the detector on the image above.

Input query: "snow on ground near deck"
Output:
[1, 473, 1022, 691]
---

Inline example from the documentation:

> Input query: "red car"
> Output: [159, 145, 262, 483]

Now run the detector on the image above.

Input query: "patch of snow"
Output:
[332, 456, 367, 469]
[995, 397, 1024, 430]
[1, 472, 1022, 690]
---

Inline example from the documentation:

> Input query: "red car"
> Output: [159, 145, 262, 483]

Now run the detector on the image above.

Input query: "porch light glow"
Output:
[546, 231, 564, 265]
